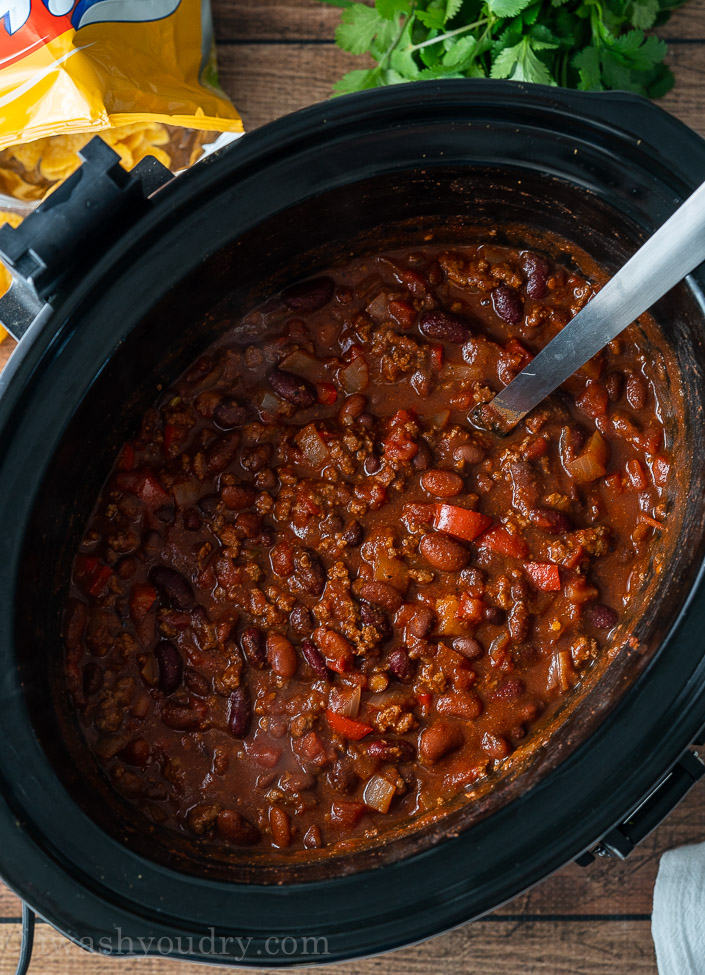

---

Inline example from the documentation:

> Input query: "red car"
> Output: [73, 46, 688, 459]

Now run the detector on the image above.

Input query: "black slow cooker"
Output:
[1, 79, 705, 969]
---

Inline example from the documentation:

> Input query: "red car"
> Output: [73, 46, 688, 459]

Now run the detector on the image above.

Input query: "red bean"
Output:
[281, 276, 335, 313]
[119, 738, 151, 767]
[213, 398, 247, 430]
[419, 310, 471, 344]
[453, 442, 485, 465]
[266, 633, 298, 678]
[585, 603, 618, 629]
[342, 521, 364, 547]
[388, 648, 415, 683]
[293, 548, 326, 596]
[358, 580, 404, 612]
[421, 469, 464, 498]
[149, 566, 195, 610]
[269, 368, 317, 408]
[436, 690, 483, 720]
[419, 721, 463, 764]
[626, 374, 647, 410]
[185, 669, 210, 697]
[220, 485, 255, 510]
[521, 252, 550, 299]
[217, 809, 260, 845]
[359, 603, 393, 644]
[408, 606, 436, 639]
[289, 604, 314, 637]
[367, 738, 416, 762]
[228, 686, 252, 738]
[241, 626, 266, 668]
[270, 806, 292, 847]
[155, 640, 183, 694]
[419, 533, 469, 571]
[206, 431, 241, 474]
[452, 637, 484, 660]
[302, 639, 328, 678]
[161, 702, 203, 731]
[492, 285, 523, 324]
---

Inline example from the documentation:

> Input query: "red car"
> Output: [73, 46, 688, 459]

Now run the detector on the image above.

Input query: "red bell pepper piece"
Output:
[129, 584, 157, 622]
[434, 504, 493, 543]
[524, 562, 561, 591]
[388, 298, 417, 329]
[325, 709, 373, 740]
[316, 382, 338, 406]
[75, 556, 112, 597]
[476, 525, 529, 559]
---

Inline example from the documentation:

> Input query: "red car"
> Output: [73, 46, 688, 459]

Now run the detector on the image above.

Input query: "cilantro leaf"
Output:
[491, 36, 556, 82]
[376, 0, 412, 18]
[336, 4, 387, 54]
[487, 0, 533, 19]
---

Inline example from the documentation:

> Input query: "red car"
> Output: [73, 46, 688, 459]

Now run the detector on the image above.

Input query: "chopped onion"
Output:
[257, 390, 282, 418]
[172, 479, 202, 507]
[279, 349, 328, 383]
[366, 292, 389, 322]
[363, 773, 396, 813]
[566, 452, 606, 483]
[295, 423, 329, 469]
[329, 684, 361, 718]
[340, 356, 369, 393]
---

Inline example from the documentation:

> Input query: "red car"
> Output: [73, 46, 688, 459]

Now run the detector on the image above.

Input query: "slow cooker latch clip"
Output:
[0, 136, 173, 341]
[576, 749, 705, 866]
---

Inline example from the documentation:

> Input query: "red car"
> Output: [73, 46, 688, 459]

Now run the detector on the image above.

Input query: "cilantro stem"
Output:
[378, 2, 417, 70]
[407, 18, 490, 53]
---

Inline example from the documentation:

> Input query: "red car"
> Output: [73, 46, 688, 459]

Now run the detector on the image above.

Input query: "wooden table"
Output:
[1, 2, 705, 971]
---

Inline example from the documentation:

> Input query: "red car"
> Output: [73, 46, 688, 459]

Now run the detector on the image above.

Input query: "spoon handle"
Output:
[485, 178, 705, 432]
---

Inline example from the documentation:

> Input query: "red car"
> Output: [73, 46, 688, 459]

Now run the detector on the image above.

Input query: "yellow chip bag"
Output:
[0, 0, 242, 341]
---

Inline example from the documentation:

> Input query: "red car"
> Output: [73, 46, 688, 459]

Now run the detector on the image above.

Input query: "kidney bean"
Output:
[241, 626, 266, 668]
[228, 686, 252, 738]
[421, 469, 464, 498]
[269, 368, 317, 408]
[364, 453, 381, 475]
[388, 648, 415, 683]
[338, 393, 367, 425]
[302, 639, 329, 678]
[290, 604, 314, 638]
[482, 731, 511, 760]
[82, 662, 103, 696]
[419, 720, 463, 764]
[367, 737, 416, 762]
[281, 276, 335, 313]
[293, 549, 326, 596]
[198, 493, 222, 516]
[521, 252, 550, 299]
[270, 806, 292, 847]
[303, 825, 322, 849]
[493, 678, 525, 700]
[326, 757, 358, 794]
[492, 285, 523, 324]
[436, 691, 483, 720]
[119, 738, 151, 767]
[585, 603, 619, 629]
[358, 580, 404, 612]
[207, 431, 241, 474]
[419, 533, 469, 571]
[270, 542, 294, 577]
[626, 374, 646, 411]
[213, 398, 247, 430]
[359, 602, 393, 643]
[217, 809, 260, 845]
[342, 521, 364, 547]
[154, 641, 183, 695]
[220, 485, 255, 510]
[149, 566, 195, 610]
[528, 508, 573, 534]
[183, 508, 202, 532]
[453, 637, 484, 660]
[241, 444, 272, 473]
[266, 633, 298, 678]
[408, 605, 436, 639]
[185, 669, 210, 697]
[161, 702, 203, 731]
[419, 310, 471, 344]
[412, 441, 432, 471]
[508, 602, 530, 643]
[280, 771, 316, 794]
[453, 442, 486, 465]
[605, 371, 624, 403]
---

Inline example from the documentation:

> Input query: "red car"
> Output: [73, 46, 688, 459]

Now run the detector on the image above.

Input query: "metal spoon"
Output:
[474, 179, 705, 434]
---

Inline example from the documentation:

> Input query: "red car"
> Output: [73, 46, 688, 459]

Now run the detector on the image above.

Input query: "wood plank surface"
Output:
[2, 0, 705, 972]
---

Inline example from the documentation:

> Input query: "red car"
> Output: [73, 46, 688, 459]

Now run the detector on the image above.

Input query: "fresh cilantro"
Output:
[317, 0, 688, 98]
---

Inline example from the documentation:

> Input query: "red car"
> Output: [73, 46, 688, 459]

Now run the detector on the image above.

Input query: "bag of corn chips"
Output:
[0, 0, 243, 339]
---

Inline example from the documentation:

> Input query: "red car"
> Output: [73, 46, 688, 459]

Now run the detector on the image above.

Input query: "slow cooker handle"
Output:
[12, 902, 35, 975]
[0, 137, 173, 342]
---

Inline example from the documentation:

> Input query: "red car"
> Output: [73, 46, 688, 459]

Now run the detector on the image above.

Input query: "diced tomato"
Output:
[388, 298, 417, 329]
[316, 382, 338, 406]
[476, 525, 529, 559]
[576, 380, 609, 418]
[344, 344, 366, 362]
[295, 731, 328, 765]
[388, 408, 417, 429]
[74, 556, 113, 597]
[416, 692, 432, 715]
[429, 344, 444, 370]
[524, 562, 561, 591]
[325, 709, 373, 740]
[390, 265, 427, 297]
[625, 458, 648, 491]
[117, 442, 135, 471]
[434, 504, 493, 543]
[580, 352, 605, 381]
[504, 338, 533, 368]
[330, 799, 367, 829]
[129, 584, 157, 622]
[138, 473, 172, 506]
[458, 593, 486, 622]
[384, 428, 418, 462]
[522, 436, 548, 461]
[562, 544, 585, 570]
[246, 743, 282, 769]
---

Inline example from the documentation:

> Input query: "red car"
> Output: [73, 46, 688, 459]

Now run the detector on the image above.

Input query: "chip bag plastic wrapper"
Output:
[0, 0, 243, 342]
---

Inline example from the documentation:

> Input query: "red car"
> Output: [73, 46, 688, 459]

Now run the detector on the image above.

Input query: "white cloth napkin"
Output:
[653, 841, 705, 974]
